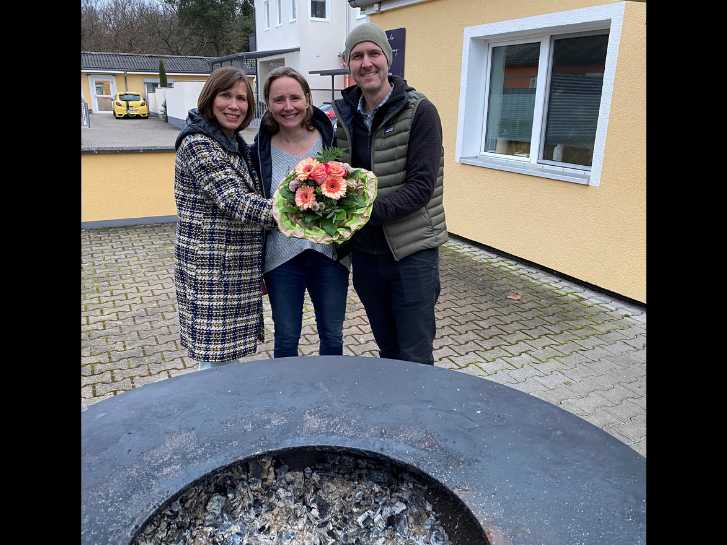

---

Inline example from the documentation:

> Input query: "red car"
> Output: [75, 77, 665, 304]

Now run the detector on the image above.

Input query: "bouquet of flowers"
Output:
[271, 147, 378, 244]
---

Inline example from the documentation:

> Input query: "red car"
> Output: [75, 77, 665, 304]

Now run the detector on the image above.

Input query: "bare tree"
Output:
[81, 0, 256, 56]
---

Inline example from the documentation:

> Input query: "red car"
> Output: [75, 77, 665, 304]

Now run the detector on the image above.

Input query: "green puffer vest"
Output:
[336, 91, 448, 261]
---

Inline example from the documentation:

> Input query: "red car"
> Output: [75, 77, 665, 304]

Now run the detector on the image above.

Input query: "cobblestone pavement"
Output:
[81, 224, 646, 456]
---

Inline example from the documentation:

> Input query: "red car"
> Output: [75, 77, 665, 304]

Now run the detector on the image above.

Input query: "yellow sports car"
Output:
[112, 92, 149, 119]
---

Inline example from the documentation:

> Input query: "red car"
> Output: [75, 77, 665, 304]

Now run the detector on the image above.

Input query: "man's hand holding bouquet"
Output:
[271, 147, 378, 244]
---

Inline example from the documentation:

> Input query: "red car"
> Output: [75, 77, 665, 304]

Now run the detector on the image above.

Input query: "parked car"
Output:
[113, 92, 149, 119]
[319, 102, 337, 130]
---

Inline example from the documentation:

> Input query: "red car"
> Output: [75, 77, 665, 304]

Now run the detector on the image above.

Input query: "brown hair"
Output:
[261, 66, 315, 134]
[197, 66, 255, 131]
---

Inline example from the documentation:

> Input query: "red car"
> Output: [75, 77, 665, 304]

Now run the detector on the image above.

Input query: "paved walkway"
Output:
[81, 224, 646, 456]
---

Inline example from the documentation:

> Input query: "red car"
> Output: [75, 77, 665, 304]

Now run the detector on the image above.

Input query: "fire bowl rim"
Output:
[82, 356, 645, 545]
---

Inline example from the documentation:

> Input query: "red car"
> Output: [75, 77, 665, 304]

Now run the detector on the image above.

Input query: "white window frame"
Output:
[276, 0, 283, 26]
[309, 0, 329, 21]
[264, 0, 271, 29]
[290, 0, 296, 22]
[455, 2, 626, 187]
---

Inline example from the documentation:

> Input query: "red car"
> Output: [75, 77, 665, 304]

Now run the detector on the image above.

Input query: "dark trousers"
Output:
[352, 248, 441, 365]
[265, 250, 349, 358]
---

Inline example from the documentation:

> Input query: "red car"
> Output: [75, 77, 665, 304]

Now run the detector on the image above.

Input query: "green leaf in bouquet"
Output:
[314, 146, 344, 164]
[335, 209, 347, 221]
[280, 185, 294, 200]
[321, 219, 338, 236]
[301, 214, 318, 226]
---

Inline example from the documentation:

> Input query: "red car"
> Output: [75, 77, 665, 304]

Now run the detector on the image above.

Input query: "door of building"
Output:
[89, 75, 117, 112]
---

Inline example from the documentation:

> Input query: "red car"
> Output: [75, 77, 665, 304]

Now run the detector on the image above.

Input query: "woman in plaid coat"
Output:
[174, 67, 276, 367]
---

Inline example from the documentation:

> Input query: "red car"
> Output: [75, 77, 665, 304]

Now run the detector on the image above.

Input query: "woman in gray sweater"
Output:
[251, 67, 349, 358]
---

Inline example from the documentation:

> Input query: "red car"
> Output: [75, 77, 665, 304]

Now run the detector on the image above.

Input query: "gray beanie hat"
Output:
[344, 23, 392, 66]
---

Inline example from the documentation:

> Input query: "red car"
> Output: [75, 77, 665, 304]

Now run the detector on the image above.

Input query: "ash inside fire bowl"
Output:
[132, 448, 484, 545]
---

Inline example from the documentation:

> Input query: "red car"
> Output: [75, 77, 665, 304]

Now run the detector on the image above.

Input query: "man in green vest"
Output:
[333, 22, 448, 365]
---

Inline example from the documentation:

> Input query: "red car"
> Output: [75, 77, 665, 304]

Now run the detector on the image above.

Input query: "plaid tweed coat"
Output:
[174, 110, 275, 362]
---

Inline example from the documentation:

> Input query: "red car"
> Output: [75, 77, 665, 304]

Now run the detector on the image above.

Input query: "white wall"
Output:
[165, 81, 206, 127]
[147, 87, 167, 115]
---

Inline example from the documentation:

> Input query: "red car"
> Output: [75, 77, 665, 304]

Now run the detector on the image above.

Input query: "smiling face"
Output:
[267, 76, 309, 132]
[212, 80, 249, 136]
[349, 41, 391, 99]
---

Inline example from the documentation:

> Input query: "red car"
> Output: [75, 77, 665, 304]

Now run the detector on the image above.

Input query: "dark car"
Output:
[319, 103, 337, 130]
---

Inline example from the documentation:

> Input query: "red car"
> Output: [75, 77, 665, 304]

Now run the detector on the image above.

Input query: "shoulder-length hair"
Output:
[261, 66, 315, 134]
[198, 66, 255, 132]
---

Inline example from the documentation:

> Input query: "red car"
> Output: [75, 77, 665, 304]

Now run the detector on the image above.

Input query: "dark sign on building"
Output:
[386, 28, 406, 78]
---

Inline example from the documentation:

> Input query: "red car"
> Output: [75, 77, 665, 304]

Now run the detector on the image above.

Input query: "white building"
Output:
[252, 0, 368, 106]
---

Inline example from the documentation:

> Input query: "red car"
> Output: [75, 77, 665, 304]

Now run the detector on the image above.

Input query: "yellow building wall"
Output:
[371, 0, 646, 302]
[81, 152, 176, 222]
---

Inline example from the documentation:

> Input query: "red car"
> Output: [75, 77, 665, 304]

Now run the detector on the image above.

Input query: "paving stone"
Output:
[561, 365, 602, 381]
[143, 340, 179, 356]
[532, 371, 571, 390]
[435, 358, 462, 371]
[433, 345, 459, 360]
[109, 347, 144, 362]
[95, 378, 134, 397]
[452, 341, 484, 355]
[520, 326, 554, 340]
[486, 370, 519, 385]
[528, 359, 567, 374]
[456, 364, 488, 379]
[621, 380, 646, 397]
[499, 331, 534, 344]
[502, 341, 532, 356]
[450, 353, 486, 367]
[82, 371, 113, 387]
[500, 353, 540, 369]
[93, 359, 132, 374]
[478, 358, 511, 375]
[509, 380, 549, 396]
[529, 347, 564, 362]
[113, 366, 151, 381]
[82, 354, 111, 365]
[602, 399, 644, 421]
[534, 386, 582, 405]
[504, 366, 543, 383]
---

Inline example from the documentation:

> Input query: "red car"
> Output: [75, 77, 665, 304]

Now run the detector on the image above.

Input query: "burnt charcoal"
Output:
[131, 452, 453, 545]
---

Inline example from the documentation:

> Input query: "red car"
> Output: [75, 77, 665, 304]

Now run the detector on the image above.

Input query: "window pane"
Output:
[484, 43, 539, 157]
[542, 34, 608, 167]
[311, 0, 326, 18]
[291, 0, 296, 19]
[95, 81, 111, 96]
[277, 0, 282, 24]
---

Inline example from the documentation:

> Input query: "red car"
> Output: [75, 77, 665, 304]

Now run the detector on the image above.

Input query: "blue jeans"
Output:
[264, 249, 349, 358]
[352, 248, 441, 365]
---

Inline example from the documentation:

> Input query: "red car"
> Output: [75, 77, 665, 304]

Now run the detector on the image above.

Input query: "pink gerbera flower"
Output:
[295, 185, 317, 209]
[294, 158, 320, 181]
[320, 176, 347, 200]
